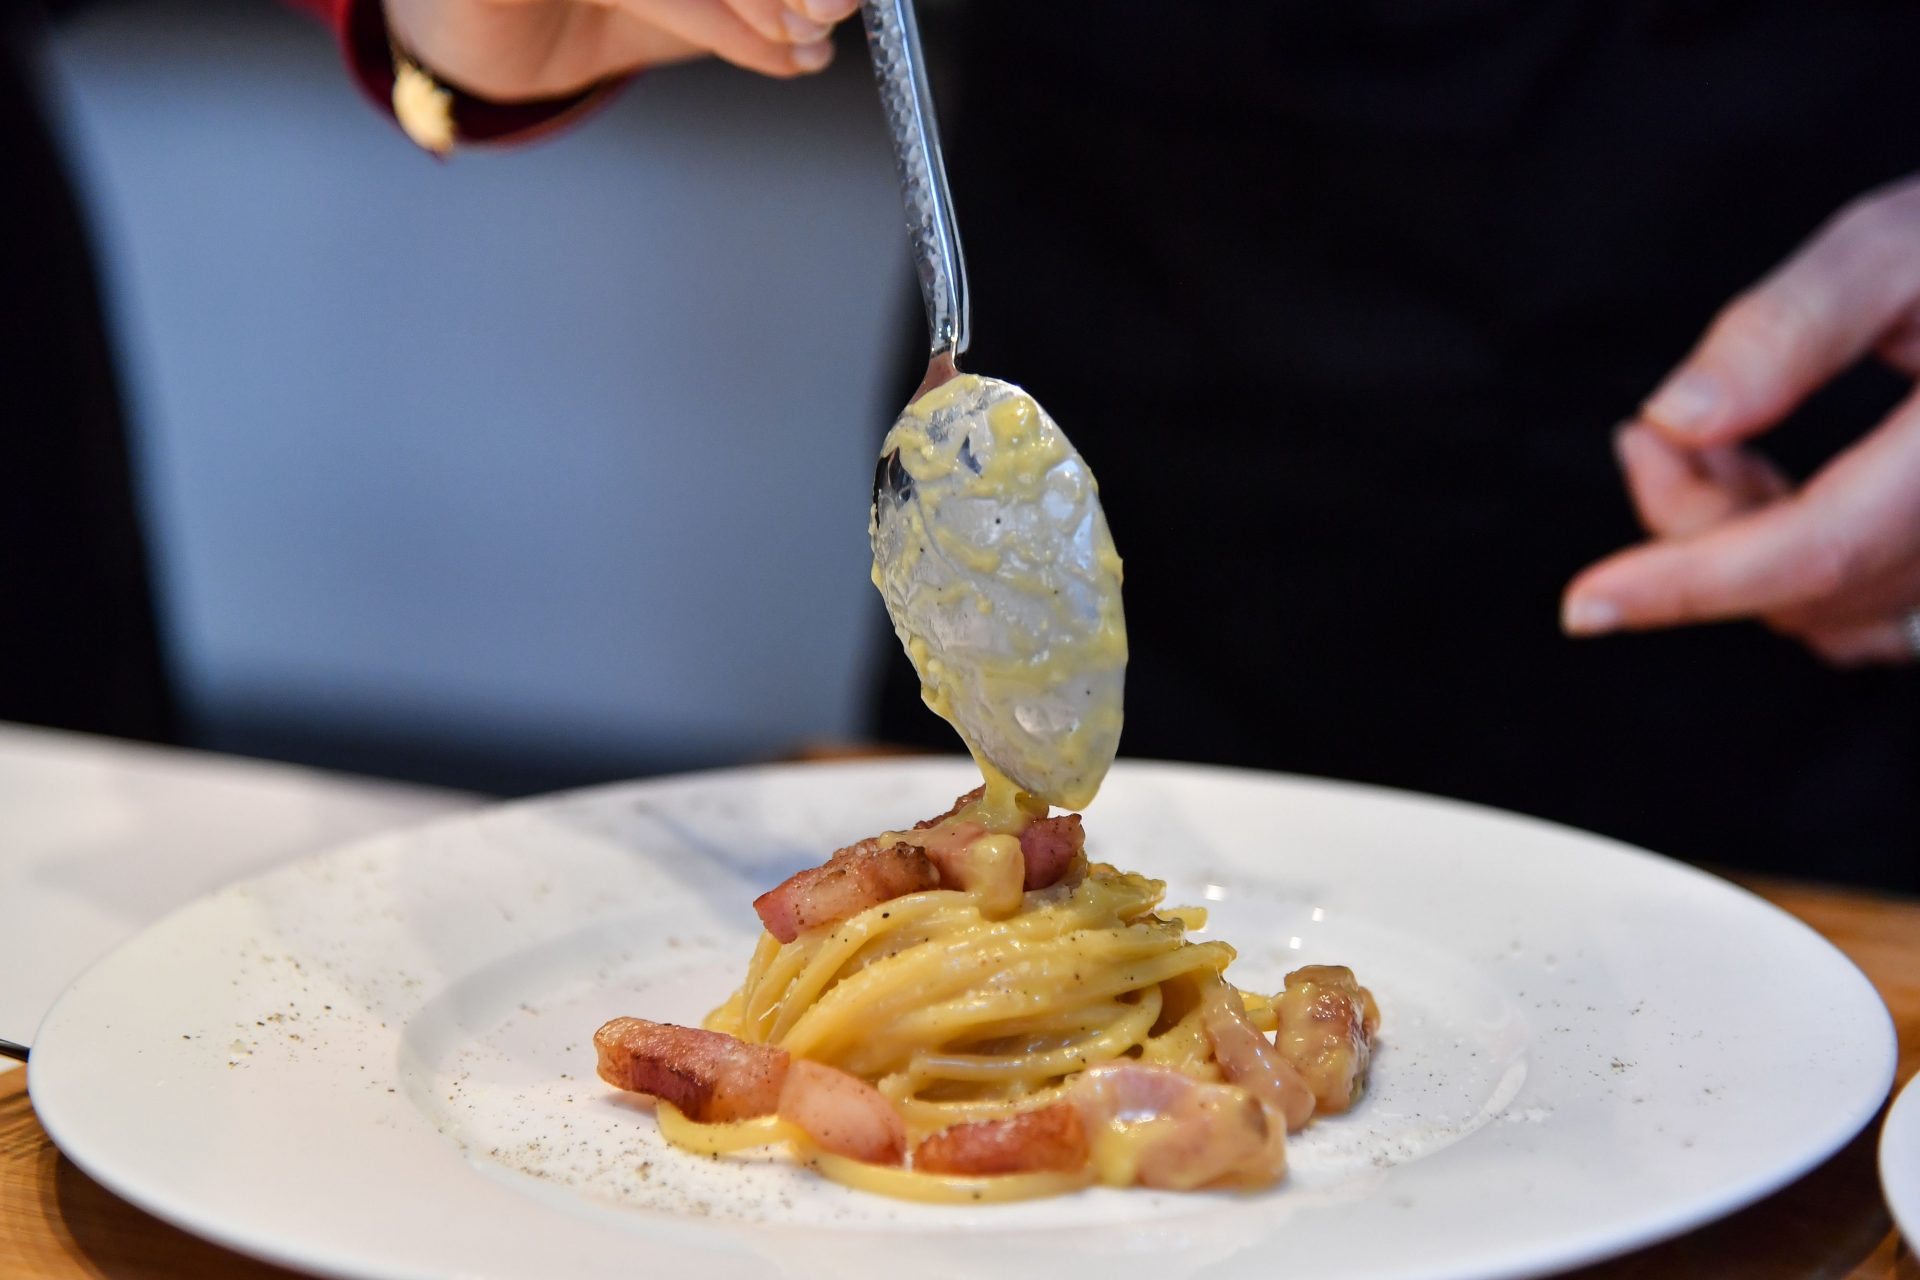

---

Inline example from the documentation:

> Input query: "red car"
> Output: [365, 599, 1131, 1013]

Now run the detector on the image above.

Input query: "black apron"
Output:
[877, 0, 1920, 889]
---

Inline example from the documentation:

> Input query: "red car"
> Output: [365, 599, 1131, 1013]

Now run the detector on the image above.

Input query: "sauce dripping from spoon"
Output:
[859, 0, 1127, 811]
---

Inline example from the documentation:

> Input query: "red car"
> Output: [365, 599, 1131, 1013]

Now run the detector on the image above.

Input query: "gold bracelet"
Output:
[390, 38, 457, 156]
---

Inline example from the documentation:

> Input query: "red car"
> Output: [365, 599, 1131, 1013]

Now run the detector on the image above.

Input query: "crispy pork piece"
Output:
[752, 841, 939, 943]
[1067, 1063, 1286, 1189]
[913, 1103, 1088, 1175]
[778, 1058, 908, 1164]
[1199, 980, 1317, 1131]
[1273, 965, 1380, 1113]
[598, 1018, 907, 1163]
[593, 1017, 788, 1122]
[915, 789, 1082, 891]
[1017, 813, 1084, 890]
[752, 790, 1086, 941]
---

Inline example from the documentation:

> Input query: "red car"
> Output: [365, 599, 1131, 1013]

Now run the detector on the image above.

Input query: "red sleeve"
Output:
[288, 0, 619, 146]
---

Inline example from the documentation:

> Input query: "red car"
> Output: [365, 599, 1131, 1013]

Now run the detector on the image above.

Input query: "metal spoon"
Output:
[860, 0, 1127, 811]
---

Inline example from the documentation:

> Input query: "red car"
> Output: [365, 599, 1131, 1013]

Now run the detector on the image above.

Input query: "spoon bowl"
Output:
[871, 367, 1125, 809]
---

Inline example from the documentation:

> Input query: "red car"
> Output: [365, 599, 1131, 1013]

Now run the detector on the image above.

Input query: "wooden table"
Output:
[2, 873, 1915, 1278]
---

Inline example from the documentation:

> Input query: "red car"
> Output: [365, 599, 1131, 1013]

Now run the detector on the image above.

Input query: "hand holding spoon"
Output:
[860, 0, 1127, 811]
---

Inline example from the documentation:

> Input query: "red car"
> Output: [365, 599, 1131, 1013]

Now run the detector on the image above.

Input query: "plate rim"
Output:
[27, 757, 1900, 1280]
[1881, 1070, 1920, 1245]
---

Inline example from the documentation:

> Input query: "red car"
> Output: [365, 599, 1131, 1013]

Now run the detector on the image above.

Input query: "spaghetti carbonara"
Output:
[593, 773, 1378, 1201]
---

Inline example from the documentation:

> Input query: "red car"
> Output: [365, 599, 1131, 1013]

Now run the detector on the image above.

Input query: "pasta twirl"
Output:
[594, 781, 1380, 1201]
[708, 866, 1233, 1133]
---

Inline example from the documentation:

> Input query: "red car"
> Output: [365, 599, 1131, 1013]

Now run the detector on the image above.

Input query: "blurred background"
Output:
[8, 1, 1918, 888]
[23, 0, 908, 792]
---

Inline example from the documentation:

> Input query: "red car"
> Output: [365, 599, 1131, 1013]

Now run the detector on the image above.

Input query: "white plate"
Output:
[1884, 1072, 1920, 1245]
[30, 760, 1894, 1280]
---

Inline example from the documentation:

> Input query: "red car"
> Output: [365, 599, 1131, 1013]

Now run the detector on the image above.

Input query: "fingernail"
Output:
[1642, 369, 1720, 437]
[781, 10, 828, 41]
[800, 0, 848, 20]
[793, 39, 833, 70]
[1563, 597, 1621, 637]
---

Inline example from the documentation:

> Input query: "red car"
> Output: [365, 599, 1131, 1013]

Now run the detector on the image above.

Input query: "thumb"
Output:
[1642, 178, 1920, 448]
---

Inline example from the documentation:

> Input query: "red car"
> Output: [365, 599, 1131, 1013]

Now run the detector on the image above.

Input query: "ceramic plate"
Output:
[30, 760, 1895, 1280]
[1883, 1072, 1920, 1246]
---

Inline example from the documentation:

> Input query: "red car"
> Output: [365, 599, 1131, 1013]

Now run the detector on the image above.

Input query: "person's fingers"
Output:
[1563, 499, 1835, 635]
[1640, 177, 1920, 448]
[1694, 441, 1793, 509]
[721, 0, 830, 44]
[1876, 314, 1920, 376]
[619, 0, 833, 74]
[1790, 617, 1914, 668]
[1563, 389, 1920, 634]
[1765, 558, 1920, 632]
[1615, 422, 1726, 538]
[783, 0, 858, 22]
[1614, 421, 1787, 540]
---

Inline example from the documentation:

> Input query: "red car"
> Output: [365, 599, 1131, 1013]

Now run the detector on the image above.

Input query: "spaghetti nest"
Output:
[590, 786, 1379, 1199]
[705, 864, 1238, 1137]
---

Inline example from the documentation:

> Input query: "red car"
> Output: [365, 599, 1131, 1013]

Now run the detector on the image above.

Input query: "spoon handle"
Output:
[860, 0, 969, 360]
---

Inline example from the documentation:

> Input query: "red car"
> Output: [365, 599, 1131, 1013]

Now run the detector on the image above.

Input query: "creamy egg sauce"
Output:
[869, 373, 1127, 809]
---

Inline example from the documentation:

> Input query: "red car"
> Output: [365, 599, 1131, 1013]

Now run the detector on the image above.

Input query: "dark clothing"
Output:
[2, 10, 175, 743]
[879, 1, 1920, 889]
